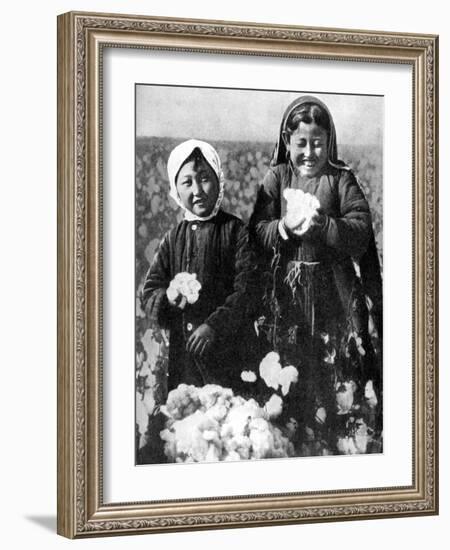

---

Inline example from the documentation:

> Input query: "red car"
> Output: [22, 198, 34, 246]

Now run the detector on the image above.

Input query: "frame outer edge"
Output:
[57, 12, 77, 539]
[56, 11, 439, 537]
[435, 35, 439, 515]
[430, 35, 439, 514]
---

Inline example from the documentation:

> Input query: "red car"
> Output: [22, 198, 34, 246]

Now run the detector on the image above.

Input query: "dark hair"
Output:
[175, 147, 216, 184]
[284, 102, 331, 138]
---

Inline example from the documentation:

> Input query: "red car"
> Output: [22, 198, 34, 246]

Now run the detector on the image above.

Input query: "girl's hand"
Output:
[166, 286, 187, 309]
[186, 324, 216, 358]
[283, 210, 307, 236]
[301, 210, 326, 238]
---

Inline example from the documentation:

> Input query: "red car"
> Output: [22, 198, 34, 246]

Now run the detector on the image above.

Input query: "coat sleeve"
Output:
[141, 232, 176, 329]
[318, 170, 373, 258]
[205, 223, 259, 338]
[248, 168, 283, 253]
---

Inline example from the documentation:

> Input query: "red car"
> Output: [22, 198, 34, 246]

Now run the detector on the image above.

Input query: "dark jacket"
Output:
[249, 163, 382, 336]
[252, 94, 383, 338]
[142, 209, 259, 391]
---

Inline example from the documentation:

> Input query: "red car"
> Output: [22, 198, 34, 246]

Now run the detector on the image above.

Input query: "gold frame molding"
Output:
[57, 11, 439, 538]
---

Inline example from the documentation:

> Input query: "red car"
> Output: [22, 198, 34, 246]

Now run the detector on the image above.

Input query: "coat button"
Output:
[186, 322, 193, 331]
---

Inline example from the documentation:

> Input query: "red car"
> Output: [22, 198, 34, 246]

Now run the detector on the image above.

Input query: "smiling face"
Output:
[285, 121, 329, 178]
[175, 153, 219, 217]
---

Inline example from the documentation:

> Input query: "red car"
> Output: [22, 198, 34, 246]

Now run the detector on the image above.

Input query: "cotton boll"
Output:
[347, 331, 366, 357]
[220, 407, 249, 439]
[315, 407, 327, 425]
[160, 428, 177, 460]
[271, 427, 294, 458]
[205, 443, 221, 462]
[161, 383, 295, 463]
[264, 394, 283, 419]
[164, 409, 221, 462]
[283, 189, 320, 236]
[171, 415, 209, 461]
[248, 419, 292, 459]
[136, 395, 150, 443]
[206, 403, 229, 422]
[137, 362, 152, 379]
[170, 272, 202, 305]
[224, 451, 241, 462]
[278, 365, 299, 396]
[161, 410, 219, 462]
[220, 423, 234, 440]
[364, 380, 378, 409]
[250, 417, 270, 431]
[223, 434, 251, 460]
[337, 436, 358, 455]
[336, 418, 372, 455]
[249, 421, 274, 459]
[221, 399, 262, 438]
[324, 348, 336, 365]
[166, 283, 179, 304]
[197, 384, 223, 409]
[336, 381, 357, 415]
[202, 429, 219, 442]
[233, 435, 252, 460]
[304, 426, 315, 442]
[186, 276, 202, 304]
[241, 370, 257, 383]
[231, 395, 246, 408]
[354, 418, 372, 453]
[259, 351, 282, 390]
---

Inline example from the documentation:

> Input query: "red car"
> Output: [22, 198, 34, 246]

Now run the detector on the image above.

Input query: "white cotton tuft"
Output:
[160, 383, 294, 463]
[336, 380, 357, 415]
[283, 188, 320, 236]
[167, 272, 202, 305]
[258, 352, 298, 396]
[364, 380, 378, 409]
[259, 351, 282, 390]
[264, 394, 283, 419]
[278, 365, 299, 396]
[240, 370, 257, 383]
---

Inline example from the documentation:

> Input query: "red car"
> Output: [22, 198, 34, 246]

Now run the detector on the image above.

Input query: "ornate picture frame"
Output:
[57, 11, 438, 538]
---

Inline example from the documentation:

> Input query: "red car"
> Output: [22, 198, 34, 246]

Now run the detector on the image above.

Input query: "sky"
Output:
[136, 84, 383, 147]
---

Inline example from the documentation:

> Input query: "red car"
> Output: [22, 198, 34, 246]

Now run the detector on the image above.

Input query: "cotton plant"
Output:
[336, 417, 373, 455]
[345, 330, 366, 357]
[258, 351, 299, 396]
[239, 351, 299, 422]
[364, 380, 378, 409]
[264, 394, 283, 419]
[283, 188, 320, 236]
[240, 370, 257, 383]
[336, 380, 357, 415]
[166, 272, 202, 309]
[161, 383, 203, 420]
[159, 384, 294, 463]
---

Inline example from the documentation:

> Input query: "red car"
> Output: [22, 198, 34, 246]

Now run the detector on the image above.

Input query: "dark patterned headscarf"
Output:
[271, 95, 347, 171]
[272, 95, 383, 337]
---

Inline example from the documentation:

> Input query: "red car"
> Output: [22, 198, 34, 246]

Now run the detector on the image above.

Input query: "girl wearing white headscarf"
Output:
[142, 140, 258, 392]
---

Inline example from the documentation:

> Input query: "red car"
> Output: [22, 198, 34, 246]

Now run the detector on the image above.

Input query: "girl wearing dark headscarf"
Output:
[250, 96, 383, 455]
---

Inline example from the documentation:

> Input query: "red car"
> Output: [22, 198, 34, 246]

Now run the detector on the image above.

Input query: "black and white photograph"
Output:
[53, 7, 438, 541]
[135, 85, 384, 465]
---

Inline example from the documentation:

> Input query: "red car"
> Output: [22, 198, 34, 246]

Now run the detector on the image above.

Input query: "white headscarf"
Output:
[167, 139, 225, 222]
